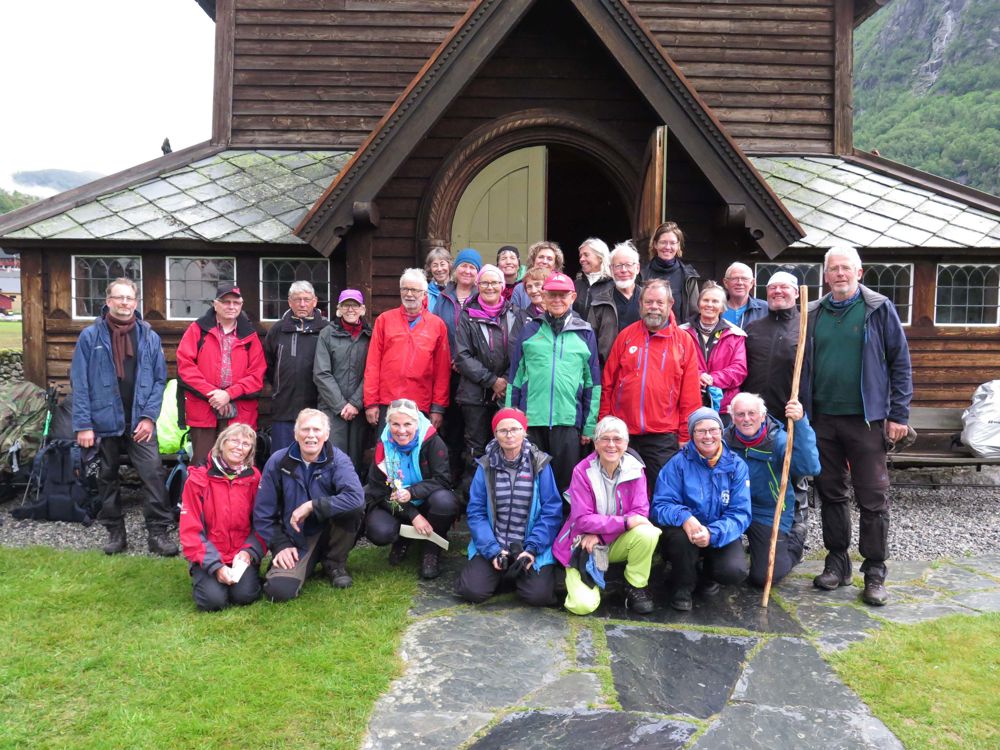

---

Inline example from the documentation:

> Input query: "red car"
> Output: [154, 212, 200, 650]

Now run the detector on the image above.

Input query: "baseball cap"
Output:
[215, 283, 242, 300]
[542, 272, 575, 293]
[338, 289, 364, 305]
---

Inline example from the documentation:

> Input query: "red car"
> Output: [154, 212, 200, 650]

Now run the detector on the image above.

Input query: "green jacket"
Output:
[506, 312, 601, 437]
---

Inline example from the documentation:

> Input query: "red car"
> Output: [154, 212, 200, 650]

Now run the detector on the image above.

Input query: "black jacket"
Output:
[454, 295, 523, 406]
[313, 318, 371, 415]
[264, 310, 329, 421]
[364, 431, 452, 522]
[743, 307, 810, 419]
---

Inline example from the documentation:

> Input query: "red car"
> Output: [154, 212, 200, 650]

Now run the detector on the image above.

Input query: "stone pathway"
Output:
[363, 547, 1000, 749]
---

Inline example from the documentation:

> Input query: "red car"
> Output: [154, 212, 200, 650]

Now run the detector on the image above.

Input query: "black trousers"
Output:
[190, 563, 262, 612]
[263, 507, 364, 603]
[660, 525, 748, 594]
[628, 432, 679, 496]
[527, 426, 581, 493]
[364, 489, 460, 546]
[456, 553, 557, 607]
[745, 521, 804, 588]
[812, 414, 890, 578]
[97, 433, 174, 532]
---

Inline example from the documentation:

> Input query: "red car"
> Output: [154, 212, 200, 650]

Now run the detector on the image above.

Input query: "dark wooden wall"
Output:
[228, 0, 845, 154]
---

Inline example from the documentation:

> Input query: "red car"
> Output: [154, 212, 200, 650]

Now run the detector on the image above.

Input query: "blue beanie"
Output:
[454, 247, 483, 271]
[688, 407, 723, 436]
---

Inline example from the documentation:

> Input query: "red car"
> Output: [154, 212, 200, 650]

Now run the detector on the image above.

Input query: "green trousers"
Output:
[563, 523, 661, 615]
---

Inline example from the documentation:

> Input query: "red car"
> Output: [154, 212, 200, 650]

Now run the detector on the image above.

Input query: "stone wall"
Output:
[0, 349, 23, 383]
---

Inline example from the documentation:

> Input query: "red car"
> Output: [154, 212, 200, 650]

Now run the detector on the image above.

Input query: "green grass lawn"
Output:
[831, 613, 1000, 750]
[0, 546, 416, 749]
[0, 319, 21, 350]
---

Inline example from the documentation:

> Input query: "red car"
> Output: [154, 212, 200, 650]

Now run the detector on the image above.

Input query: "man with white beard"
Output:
[587, 241, 643, 364]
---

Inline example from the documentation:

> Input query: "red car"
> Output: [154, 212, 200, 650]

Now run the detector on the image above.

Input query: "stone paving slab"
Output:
[960, 556, 1000, 580]
[523, 672, 602, 710]
[951, 590, 1000, 613]
[925, 564, 1000, 592]
[607, 626, 756, 719]
[362, 710, 492, 750]
[874, 600, 976, 624]
[776, 573, 864, 603]
[469, 709, 698, 749]
[792, 601, 883, 638]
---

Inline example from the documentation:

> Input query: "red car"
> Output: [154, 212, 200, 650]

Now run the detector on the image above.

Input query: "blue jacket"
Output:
[70, 310, 167, 437]
[430, 282, 467, 354]
[724, 415, 821, 533]
[466, 441, 562, 570]
[253, 442, 364, 555]
[803, 285, 912, 424]
[724, 295, 768, 329]
[651, 442, 752, 548]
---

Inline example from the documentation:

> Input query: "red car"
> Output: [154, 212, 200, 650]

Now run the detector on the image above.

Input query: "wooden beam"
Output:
[833, 0, 853, 154]
[19, 249, 45, 386]
[345, 227, 375, 309]
[212, 0, 235, 146]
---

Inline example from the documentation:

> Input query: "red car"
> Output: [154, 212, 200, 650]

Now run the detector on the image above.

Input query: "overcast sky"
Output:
[0, 0, 215, 196]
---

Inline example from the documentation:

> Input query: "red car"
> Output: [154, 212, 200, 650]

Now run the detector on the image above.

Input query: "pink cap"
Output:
[542, 272, 575, 293]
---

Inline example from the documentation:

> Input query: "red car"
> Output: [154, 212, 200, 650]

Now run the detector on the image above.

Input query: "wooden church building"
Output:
[1, 0, 998, 409]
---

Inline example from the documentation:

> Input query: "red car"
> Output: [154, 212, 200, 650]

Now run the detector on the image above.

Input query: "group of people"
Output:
[69, 221, 911, 613]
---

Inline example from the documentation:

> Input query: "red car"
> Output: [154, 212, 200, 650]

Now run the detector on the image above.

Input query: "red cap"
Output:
[541, 272, 575, 293]
[492, 407, 528, 434]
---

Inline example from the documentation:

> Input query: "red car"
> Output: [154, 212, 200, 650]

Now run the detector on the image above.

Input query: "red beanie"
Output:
[492, 408, 528, 434]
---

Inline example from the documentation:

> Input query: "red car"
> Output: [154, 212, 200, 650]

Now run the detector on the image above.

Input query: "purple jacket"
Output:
[553, 450, 649, 566]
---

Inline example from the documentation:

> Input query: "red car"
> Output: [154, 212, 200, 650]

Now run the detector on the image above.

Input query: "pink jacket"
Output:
[553, 451, 649, 566]
[680, 320, 747, 413]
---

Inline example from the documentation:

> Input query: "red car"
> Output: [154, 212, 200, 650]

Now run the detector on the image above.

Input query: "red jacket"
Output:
[364, 306, 451, 413]
[680, 320, 748, 413]
[179, 464, 266, 573]
[176, 310, 266, 429]
[599, 317, 701, 442]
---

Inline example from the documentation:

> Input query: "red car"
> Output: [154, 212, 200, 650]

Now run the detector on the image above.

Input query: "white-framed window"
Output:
[260, 258, 331, 320]
[754, 262, 823, 301]
[935, 264, 1000, 326]
[863, 263, 913, 325]
[166, 256, 236, 320]
[72, 255, 142, 319]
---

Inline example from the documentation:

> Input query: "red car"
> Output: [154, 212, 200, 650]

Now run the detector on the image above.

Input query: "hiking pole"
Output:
[761, 286, 809, 607]
[20, 384, 59, 506]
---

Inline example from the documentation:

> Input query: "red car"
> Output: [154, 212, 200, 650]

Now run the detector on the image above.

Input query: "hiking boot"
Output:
[625, 585, 654, 614]
[148, 531, 179, 557]
[328, 565, 353, 589]
[103, 524, 127, 555]
[420, 545, 441, 580]
[697, 579, 721, 597]
[862, 573, 890, 606]
[670, 589, 693, 611]
[813, 567, 852, 590]
[388, 538, 409, 566]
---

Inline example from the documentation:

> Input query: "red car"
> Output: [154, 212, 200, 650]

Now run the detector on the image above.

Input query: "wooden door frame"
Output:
[418, 108, 642, 255]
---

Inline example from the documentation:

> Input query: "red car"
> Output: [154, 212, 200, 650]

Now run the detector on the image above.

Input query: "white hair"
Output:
[288, 280, 316, 297]
[824, 245, 862, 272]
[594, 415, 629, 442]
[610, 241, 640, 266]
[579, 237, 611, 278]
[724, 262, 753, 280]
[400, 268, 428, 291]
[729, 392, 767, 418]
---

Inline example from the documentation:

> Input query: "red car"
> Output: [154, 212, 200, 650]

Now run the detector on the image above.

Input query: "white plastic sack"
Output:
[961, 380, 1000, 457]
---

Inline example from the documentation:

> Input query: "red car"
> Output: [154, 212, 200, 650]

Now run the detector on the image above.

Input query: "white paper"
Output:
[229, 556, 249, 583]
[398, 524, 449, 551]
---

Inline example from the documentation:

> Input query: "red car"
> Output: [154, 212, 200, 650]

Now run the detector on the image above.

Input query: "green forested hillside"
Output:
[0, 187, 38, 215]
[854, 0, 1000, 195]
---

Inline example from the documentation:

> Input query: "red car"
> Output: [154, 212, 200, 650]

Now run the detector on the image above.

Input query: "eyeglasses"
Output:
[595, 435, 626, 445]
[496, 427, 524, 437]
[693, 427, 722, 437]
[479, 280, 503, 288]
[225, 438, 254, 449]
[108, 295, 136, 302]
[726, 277, 752, 284]
[611, 263, 637, 272]
[400, 287, 425, 296]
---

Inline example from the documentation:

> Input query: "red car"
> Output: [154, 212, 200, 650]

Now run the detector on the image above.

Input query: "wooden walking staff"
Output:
[761, 285, 809, 607]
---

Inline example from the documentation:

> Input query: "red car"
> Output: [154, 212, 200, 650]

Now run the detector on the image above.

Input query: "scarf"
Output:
[585, 271, 605, 285]
[212, 453, 245, 480]
[402, 306, 422, 326]
[467, 295, 504, 320]
[105, 314, 136, 379]
[827, 287, 862, 309]
[487, 440, 534, 549]
[545, 310, 571, 336]
[734, 423, 768, 449]
[706, 442, 724, 468]
[380, 413, 431, 491]
[340, 318, 362, 339]
[649, 256, 679, 274]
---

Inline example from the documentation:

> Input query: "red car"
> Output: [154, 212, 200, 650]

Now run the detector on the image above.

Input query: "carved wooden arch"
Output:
[420, 109, 643, 251]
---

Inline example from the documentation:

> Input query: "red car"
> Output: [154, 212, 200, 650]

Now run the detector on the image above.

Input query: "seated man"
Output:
[652, 407, 751, 611]
[457, 408, 562, 607]
[553, 416, 661, 615]
[724, 392, 820, 587]
[253, 408, 364, 602]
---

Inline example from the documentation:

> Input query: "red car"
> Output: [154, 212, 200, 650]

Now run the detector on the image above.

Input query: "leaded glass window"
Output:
[863, 263, 912, 325]
[260, 258, 330, 320]
[72, 256, 142, 318]
[166, 257, 236, 320]
[935, 264, 1000, 325]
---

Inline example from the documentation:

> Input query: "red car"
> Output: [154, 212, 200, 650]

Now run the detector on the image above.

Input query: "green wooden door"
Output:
[451, 146, 547, 259]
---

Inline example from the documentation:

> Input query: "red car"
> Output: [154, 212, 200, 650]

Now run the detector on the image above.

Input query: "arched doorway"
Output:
[449, 144, 631, 277]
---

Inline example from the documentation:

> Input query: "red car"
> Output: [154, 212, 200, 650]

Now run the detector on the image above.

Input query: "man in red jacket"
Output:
[599, 279, 701, 491]
[176, 283, 267, 466]
[364, 268, 451, 436]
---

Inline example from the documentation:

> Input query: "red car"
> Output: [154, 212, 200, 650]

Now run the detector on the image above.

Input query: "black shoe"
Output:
[147, 531, 179, 557]
[813, 567, 852, 590]
[420, 546, 441, 580]
[670, 589, 693, 611]
[862, 574, 889, 606]
[328, 565, 353, 589]
[103, 525, 127, 555]
[697, 579, 721, 596]
[388, 538, 409, 566]
[625, 585, 654, 614]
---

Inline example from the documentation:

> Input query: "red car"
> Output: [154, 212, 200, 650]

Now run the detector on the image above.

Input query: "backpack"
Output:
[157, 380, 191, 455]
[0, 381, 51, 478]
[11, 439, 100, 524]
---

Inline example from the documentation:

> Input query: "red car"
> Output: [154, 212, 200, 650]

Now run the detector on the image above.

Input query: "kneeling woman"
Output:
[553, 416, 661, 615]
[364, 398, 460, 579]
[457, 408, 562, 606]
[180, 423, 265, 611]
